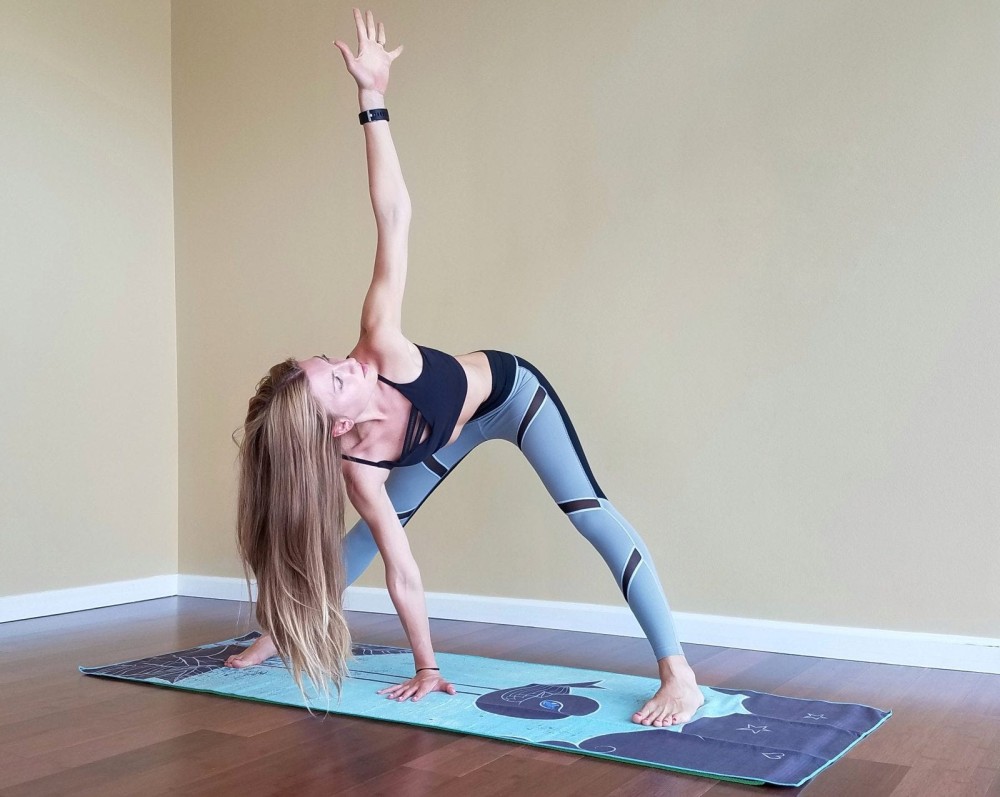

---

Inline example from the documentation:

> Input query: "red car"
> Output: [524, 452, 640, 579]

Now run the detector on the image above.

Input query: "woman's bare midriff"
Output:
[451, 350, 493, 442]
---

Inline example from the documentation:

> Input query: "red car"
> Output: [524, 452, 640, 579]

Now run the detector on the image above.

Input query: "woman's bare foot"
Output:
[224, 632, 278, 668]
[633, 655, 706, 727]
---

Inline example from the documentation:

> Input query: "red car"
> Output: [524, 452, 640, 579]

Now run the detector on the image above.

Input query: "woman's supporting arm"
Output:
[345, 471, 454, 700]
[345, 460, 456, 701]
[386, 567, 438, 671]
[347, 476, 437, 670]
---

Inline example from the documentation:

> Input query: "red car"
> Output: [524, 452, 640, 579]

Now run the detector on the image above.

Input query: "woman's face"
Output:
[298, 354, 376, 430]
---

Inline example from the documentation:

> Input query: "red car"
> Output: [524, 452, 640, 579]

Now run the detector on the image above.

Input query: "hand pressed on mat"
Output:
[378, 669, 457, 702]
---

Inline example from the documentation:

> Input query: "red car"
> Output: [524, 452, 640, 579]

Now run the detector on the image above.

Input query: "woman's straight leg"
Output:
[472, 357, 684, 660]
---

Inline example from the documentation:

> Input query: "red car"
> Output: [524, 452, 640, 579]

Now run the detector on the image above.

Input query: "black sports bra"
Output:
[341, 345, 468, 469]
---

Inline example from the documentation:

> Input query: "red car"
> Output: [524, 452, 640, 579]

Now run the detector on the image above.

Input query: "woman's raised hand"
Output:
[333, 8, 403, 94]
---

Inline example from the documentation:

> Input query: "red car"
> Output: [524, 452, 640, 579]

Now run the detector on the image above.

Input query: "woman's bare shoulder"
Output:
[343, 456, 390, 501]
[348, 327, 422, 382]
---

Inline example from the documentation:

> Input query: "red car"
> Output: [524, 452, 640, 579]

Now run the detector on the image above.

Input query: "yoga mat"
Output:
[79, 631, 891, 787]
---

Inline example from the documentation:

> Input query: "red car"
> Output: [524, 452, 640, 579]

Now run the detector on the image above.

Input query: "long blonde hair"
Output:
[231, 357, 353, 707]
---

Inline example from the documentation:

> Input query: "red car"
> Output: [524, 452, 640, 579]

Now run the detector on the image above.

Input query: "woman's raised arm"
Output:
[335, 9, 411, 339]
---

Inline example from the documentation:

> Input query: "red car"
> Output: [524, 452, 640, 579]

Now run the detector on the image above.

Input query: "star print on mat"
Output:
[736, 724, 772, 734]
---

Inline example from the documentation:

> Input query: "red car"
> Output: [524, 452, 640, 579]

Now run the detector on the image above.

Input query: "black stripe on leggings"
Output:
[516, 358, 607, 500]
[559, 498, 601, 514]
[395, 449, 474, 528]
[423, 456, 448, 478]
[516, 386, 546, 448]
[621, 548, 642, 601]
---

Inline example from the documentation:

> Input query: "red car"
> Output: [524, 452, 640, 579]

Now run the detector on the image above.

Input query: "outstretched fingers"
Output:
[351, 8, 366, 48]
[346, 8, 402, 60]
[353, 8, 379, 44]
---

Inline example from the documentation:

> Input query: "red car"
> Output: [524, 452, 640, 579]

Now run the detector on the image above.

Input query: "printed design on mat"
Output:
[525, 685, 889, 770]
[473, 681, 605, 720]
[351, 643, 412, 657]
[79, 634, 416, 684]
[348, 644, 608, 721]
[78, 632, 262, 684]
[538, 723, 825, 779]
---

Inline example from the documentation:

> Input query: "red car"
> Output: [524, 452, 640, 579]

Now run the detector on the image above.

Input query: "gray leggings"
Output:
[342, 354, 683, 660]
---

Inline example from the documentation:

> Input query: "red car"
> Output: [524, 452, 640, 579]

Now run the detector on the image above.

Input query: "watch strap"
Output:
[359, 108, 390, 125]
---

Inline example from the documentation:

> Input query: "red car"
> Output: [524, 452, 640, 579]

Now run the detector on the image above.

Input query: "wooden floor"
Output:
[1, 597, 997, 796]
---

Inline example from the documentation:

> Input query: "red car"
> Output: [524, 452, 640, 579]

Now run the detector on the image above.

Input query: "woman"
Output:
[227, 8, 704, 728]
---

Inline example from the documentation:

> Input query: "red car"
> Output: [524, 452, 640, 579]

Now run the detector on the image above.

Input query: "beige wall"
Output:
[1, 0, 177, 595]
[5, 1, 997, 641]
[175, 0, 1000, 637]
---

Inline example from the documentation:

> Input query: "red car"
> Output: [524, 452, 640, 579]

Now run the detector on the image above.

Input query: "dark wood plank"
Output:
[986, 767, 1000, 797]
[154, 716, 460, 797]
[405, 735, 519, 777]
[606, 767, 725, 796]
[0, 729, 256, 797]
[789, 756, 909, 796]
[331, 763, 455, 796]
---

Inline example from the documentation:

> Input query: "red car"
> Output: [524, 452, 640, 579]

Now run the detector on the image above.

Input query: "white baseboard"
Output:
[336, 585, 1000, 675]
[0, 575, 179, 623]
[2, 574, 997, 675]
[180, 574, 253, 602]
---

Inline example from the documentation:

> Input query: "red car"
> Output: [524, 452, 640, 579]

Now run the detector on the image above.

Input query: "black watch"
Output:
[359, 108, 389, 125]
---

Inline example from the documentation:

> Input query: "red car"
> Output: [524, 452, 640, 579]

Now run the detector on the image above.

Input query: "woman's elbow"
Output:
[377, 202, 411, 228]
[386, 560, 421, 591]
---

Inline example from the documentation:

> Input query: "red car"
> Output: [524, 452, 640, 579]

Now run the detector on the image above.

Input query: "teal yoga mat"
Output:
[80, 631, 891, 787]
